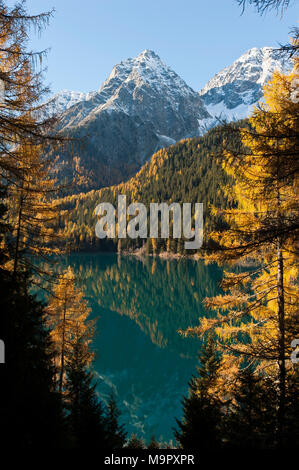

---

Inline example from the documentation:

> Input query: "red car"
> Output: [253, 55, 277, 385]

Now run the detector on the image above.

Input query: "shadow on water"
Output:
[56, 253, 224, 442]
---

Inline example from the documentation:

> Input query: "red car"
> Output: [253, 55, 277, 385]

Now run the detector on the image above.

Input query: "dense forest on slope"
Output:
[58, 122, 245, 254]
[47, 114, 150, 194]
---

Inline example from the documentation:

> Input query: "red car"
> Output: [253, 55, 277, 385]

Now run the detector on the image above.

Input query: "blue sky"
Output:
[13, 0, 298, 94]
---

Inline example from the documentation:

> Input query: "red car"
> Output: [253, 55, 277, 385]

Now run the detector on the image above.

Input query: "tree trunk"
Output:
[277, 237, 285, 448]
[13, 191, 24, 280]
[59, 292, 67, 394]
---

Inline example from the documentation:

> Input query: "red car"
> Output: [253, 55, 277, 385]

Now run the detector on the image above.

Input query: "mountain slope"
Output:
[199, 47, 290, 128]
[58, 122, 244, 254]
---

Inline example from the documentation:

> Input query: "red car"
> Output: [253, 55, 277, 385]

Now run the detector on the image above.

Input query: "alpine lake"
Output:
[55, 253, 224, 443]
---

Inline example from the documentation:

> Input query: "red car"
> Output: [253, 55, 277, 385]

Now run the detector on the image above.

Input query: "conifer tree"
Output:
[0, 1, 68, 284]
[237, 0, 290, 14]
[7, 142, 60, 279]
[148, 436, 160, 449]
[0, 274, 65, 447]
[283, 368, 299, 448]
[46, 266, 94, 393]
[0, 1, 66, 448]
[104, 393, 127, 449]
[65, 337, 106, 448]
[175, 337, 222, 450]
[126, 434, 145, 449]
[184, 67, 299, 447]
[223, 368, 276, 449]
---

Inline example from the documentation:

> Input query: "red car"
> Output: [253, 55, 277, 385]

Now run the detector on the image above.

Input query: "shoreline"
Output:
[65, 248, 258, 267]
[121, 248, 202, 261]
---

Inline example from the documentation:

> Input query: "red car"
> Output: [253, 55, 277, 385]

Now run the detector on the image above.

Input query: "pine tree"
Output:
[148, 436, 160, 449]
[104, 393, 127, 449]
[65, 338, 106, 448]
[126, 434, 145, 449]
[175, 337, 222, 450]
[223, 368, 276, 449]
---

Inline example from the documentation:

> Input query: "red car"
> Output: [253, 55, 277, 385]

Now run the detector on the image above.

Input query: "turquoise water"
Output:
[59, 253, 223, 443]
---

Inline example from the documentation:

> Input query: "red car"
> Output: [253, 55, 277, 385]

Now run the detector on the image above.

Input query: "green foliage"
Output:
[104, 394, 127, 449]
[65, 338, 106, 448]
[174, 337, 222, 450]
[223, 368, 277, 449]
[175, 341, 299, 450]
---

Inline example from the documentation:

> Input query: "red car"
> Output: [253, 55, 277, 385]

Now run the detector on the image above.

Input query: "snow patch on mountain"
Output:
[200, 47, 289, 96]
[199, 47, 291, 131]
[41, 89, 95, 117]
[44, 46, 290, 134]
[156, 134, 176, 148]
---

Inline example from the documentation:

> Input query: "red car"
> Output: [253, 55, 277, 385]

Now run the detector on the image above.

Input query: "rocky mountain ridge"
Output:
[45, 47, 290, 192]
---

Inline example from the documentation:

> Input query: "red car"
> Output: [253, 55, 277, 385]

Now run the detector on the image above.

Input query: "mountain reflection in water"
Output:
[58, 253, 223, 442]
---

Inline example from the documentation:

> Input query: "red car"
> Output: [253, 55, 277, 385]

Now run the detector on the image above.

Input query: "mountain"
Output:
[199, 47, 291, 128]
[56, 49, 209, 137]
[47, 47, 289, 193]
[48, 50, 209, 192]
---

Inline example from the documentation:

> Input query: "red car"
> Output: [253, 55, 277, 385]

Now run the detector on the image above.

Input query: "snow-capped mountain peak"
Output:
[199, 46, 291, 129]
[95, 49, 207, 122]
[200, 47, 289, 96]
[58, 49, 209, 140]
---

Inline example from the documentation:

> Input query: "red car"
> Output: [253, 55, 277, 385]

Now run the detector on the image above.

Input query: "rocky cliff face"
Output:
[56, 49, 209, 141]
[47, 47, 289, 193]
[199, 47, 290, 127]
[49, 50, 209, 192]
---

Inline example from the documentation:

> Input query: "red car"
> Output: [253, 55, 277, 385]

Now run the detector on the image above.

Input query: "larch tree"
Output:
[0, 1, 55, 192]
[46, 266, 94, 393]
[237, 0, 291, 14]
[183, 66, 299, 448]
[7, 141, 60, 280]
[0, 1, 69, 283]
[0, 1, 72, 448]
[236, 0, 298, 59]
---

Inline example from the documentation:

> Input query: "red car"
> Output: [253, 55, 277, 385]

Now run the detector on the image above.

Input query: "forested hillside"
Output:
[58, 122, 245, 254]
